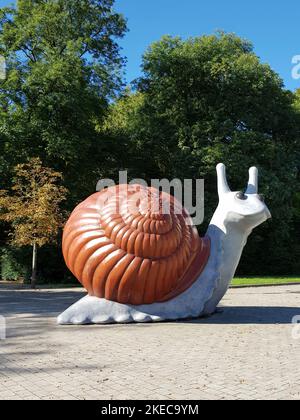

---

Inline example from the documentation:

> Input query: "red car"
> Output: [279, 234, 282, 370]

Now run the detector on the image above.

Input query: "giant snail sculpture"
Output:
[58, 164, 271, 325]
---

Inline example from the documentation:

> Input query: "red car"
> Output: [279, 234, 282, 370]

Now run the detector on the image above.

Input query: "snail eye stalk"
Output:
[236, 192, 247, 201]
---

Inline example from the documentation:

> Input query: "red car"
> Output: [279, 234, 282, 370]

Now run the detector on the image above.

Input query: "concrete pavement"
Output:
[0, 285, 300, 400]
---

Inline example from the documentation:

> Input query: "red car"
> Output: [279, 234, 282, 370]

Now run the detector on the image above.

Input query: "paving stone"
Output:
[0, 285, 300, 400]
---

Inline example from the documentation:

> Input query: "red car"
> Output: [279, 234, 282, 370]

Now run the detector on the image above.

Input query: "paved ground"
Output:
[0, 285, 300, 400]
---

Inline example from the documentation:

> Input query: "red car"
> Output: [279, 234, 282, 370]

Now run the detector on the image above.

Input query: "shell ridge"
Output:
[73, 236, 111, 279]
[92, 243, 120, 297]
[105, 254, 135, 301]
[67, 232, 105, 271]
[117, 257, 143, 303]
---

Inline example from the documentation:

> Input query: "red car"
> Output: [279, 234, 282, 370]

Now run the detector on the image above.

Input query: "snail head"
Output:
[216, 164, 271, 231]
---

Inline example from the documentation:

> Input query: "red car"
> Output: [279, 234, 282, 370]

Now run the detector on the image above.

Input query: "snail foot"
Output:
[57, 295, 163, 325]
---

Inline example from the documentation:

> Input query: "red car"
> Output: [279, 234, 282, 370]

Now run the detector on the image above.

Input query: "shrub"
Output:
[0, 247, 31, 282]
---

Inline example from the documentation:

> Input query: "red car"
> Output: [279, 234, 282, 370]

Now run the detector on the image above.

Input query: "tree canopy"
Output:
[0, 158, 67, 248]
[0, 0, 127, 201]
[104, 33, 300, 275]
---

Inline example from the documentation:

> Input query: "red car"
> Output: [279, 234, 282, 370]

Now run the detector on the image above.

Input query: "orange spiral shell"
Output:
[62, 185, 210, 305]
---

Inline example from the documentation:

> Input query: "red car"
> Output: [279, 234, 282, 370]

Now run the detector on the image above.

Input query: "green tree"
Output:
[98, 90, 146, 180]
[294, 89, 300, 111]
[0, 158, 68, 288]
[105, 33, 300, 275]
[0, 0, 127, 201]
[0, 1, 127, 283]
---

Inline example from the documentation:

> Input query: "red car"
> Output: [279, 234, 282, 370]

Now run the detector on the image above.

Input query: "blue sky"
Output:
[1, 0, 299, 91]
[115, 0, 300, 91]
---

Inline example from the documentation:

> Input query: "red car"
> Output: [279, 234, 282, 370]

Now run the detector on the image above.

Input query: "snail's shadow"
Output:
[186, 306, 300, 325]
[0, 288, 299, 327]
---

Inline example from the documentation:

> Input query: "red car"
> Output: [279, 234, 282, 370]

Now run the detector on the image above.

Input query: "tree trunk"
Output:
[31, 242, 38, 289]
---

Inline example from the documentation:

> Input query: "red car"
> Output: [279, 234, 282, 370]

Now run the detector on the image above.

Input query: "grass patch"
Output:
[231, 277, 300, 287]
[3, 278, 300, 290]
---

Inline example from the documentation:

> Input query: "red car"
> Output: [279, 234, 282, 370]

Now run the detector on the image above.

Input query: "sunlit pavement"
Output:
[0, 285, 300, 400]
